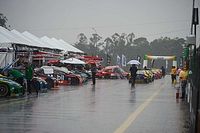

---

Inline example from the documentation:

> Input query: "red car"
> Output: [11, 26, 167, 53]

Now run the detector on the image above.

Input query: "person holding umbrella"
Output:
[127, 60, 140, 87]
[129, 64, 138, 87]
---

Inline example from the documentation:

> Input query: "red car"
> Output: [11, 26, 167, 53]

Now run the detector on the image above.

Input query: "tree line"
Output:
[74, 33, 185, 68]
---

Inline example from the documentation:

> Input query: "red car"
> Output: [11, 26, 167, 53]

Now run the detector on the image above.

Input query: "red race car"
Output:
[96, 66, 128, 79]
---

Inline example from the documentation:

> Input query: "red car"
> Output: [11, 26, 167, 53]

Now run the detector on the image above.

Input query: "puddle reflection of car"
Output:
[0, 76, 24, 97]
[96, 66, 128, 79]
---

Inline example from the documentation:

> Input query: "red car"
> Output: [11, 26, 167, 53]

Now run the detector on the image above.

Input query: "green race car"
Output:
[0, 77, 24, 97]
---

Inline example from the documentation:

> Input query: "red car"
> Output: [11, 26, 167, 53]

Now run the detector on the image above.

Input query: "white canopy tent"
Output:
[51, 38, 72, 52]
[0, 33, 13, 47]
[22, 31, 60, 50]
[0, 27, 20, 68]
[58, 39, 84, 54]
[41, 36, 84, 54]
[0, 32, 13, 44]
[41, 36, 66, 51]
[11, 29, 42, 48]
[0, 26, 23, 45]
[0, 26, 85, 67]
[0, 27, 84, 54]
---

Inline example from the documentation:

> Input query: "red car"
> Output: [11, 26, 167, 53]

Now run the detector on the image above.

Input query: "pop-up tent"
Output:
[0, 27, 23, 68]
[41, 36, 84, 54]
[53, 38, 84, 54]
[22, 31, 61, 50]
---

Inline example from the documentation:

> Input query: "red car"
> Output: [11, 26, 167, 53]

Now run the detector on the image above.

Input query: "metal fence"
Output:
[189, 46, 200, 133]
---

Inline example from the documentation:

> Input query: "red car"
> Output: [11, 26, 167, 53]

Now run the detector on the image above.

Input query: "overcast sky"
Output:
[0, 0, 196, 44]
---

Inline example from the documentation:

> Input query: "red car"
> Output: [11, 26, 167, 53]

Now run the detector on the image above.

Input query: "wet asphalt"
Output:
[0, 76, 189, 133]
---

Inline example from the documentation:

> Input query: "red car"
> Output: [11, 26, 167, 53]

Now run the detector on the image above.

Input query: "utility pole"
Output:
[191, 0, 195, 34]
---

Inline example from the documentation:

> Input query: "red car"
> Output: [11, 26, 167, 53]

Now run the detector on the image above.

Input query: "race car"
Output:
[96, 66, 128, 79]
[0, 77, 24, 97]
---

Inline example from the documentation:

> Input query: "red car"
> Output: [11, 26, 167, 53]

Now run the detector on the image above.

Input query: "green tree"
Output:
[111, 33, 120, 44]
[150, 37, 183, 56]
[77, 33, 88, 44]
[126, 33, 135, 46]
[74, 33, 89, 53]
[103, 37, 113, 54]
[0, 13, 10, 29]
[109, 33, 128, 65]
[89, 33, 102, 47]
[89, 33, 102, 55]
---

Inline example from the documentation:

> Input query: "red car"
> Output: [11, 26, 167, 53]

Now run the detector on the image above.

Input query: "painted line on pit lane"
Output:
[113, 84, 163, 133]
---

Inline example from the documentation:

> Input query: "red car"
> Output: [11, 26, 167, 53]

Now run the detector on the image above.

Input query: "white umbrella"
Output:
[60, 58, 86, 65]
[127, 60, 141, 65]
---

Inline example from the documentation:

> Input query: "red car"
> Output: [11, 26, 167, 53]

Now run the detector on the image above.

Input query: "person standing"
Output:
[25, 63, 33, 94]
[170, 66, 177, 84]
[161, 66, 165, 78]
[129, 64, 138, 87]
[179, 67, 188, 99]
[91, 64, 97, 85]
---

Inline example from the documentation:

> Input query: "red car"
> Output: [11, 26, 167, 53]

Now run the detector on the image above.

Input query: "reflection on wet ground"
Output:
[0, 76, 189, 133]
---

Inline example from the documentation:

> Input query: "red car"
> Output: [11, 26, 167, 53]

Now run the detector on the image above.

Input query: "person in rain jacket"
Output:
[170, 66, 177, 84]
[91, 64, 97, 85]
[161, 66, 165, 78]
[129, 64, 138, 87]
[179, 67, 188, 99]
[25, 63, 33, 94]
